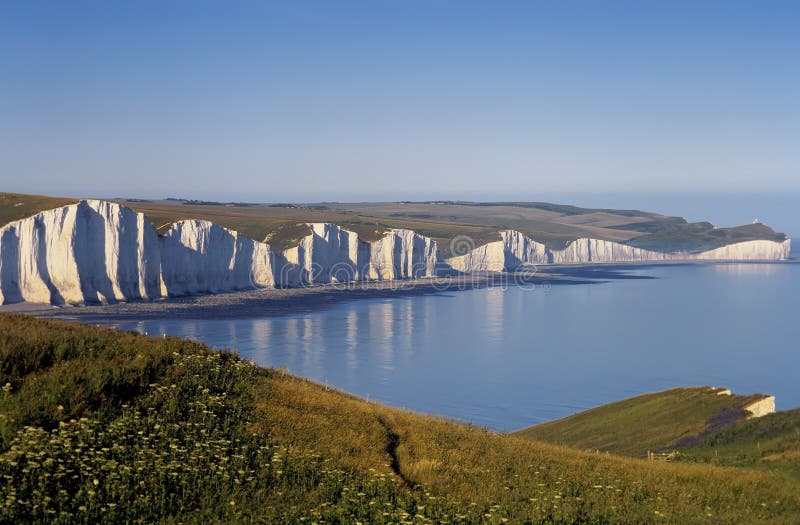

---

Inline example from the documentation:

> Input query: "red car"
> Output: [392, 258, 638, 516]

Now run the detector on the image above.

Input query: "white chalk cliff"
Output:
[743, 396, 776, 418]
[0, 201, 791, 305]
[0, 200, 161, 305]
[279, 224, 436, 284]
[0, 201, 439, 305]
[446, 230, 791, 272]
[159, 219, 276, 296]
[447, 230, 549, 272]
[280, 223, 368, 285]
[366, 229, 438, 280]
[688, 240, 791, 261]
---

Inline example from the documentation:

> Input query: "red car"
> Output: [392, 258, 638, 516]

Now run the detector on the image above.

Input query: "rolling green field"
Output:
[512, 387, 767, 457]
[514, 387, 800, 483]
[0, 192, 787, 255]
[0, 193, 78, 227]
[1, 314, 799, 524]
[675, 408, 800, 481]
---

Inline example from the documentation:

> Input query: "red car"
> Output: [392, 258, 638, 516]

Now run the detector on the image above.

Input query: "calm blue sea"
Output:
[100, 262, 800, 432]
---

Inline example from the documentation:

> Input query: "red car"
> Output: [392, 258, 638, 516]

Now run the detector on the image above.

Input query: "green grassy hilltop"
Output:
[512, 387, 767, 456]
[0, 193, 78, 227]
[676, 408, 800, 481]
[514, 387, 800, 483]
[1, 314, 798, 524]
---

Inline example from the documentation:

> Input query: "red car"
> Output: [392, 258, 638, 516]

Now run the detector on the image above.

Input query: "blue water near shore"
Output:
[104, 262, 800, 432]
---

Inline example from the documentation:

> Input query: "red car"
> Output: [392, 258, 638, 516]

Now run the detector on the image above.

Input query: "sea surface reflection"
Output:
[104, 263, 800, 431]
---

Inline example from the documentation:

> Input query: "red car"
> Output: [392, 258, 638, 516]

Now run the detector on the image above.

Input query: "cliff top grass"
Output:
[627, 222, 788, 253]
[0, 191, 788, 255]
[0, 193, 78, 227]
[512, 387, 768, 457]
[1, 314, 799, 523]
[674, 408, 800, 482]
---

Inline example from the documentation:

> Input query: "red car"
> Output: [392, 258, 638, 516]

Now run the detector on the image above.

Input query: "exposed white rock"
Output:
[446, 230, 791, 272]
[366, 229, 438, 280]
[0, 200, 161, 305]
[548, 238, 668, 265]
[159, 220, 276, 296]
[446, 238, 504, 273]
[0, 202, 441, 305]
[0, 201, 790, 305]
[277, 224, 437, 284]
[687, 239, 791, 261]
[280, 223, 370, 285]
[447, 230, 548, 272]
[743, 396, 776, 418]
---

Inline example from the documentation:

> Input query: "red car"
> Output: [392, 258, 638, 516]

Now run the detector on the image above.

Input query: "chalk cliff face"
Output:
[446, 230, 791, 272]
[548, 238, 668, 265]
[743, 396, 776, 418]
[0, 200, 161, 305]
[0, 202, 790, 305]
[278, 225, 436, 284]
[159, 220, 276, 296]
[280, 223, 370, 285]
[367, 229, 438, 280]
[688, 239, 791, 261]
[447, 230, 548, 272]
[0, 202, 440, 305]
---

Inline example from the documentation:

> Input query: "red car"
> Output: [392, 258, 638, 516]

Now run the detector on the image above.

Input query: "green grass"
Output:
[1, 315, 799, 523]
[674, 409, 800, 481]
[118, 199, 507, 254]
[512, 387, 766, 457]
[0, 193, 78, 227]
[628, 223, 786, 253]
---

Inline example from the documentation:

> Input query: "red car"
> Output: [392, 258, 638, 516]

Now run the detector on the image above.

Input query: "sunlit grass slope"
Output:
[512, 387, 766, 456]
[1, 314, 798, 523]
[675, 408, 800, 481]
[0, 193, 78, 227]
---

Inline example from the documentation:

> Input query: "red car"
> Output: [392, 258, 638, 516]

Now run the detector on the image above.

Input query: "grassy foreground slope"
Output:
[512, 387, 767, 457]
[1, 315, 799, 524]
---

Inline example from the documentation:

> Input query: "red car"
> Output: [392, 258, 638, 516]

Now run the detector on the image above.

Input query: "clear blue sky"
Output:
[1, 1, 799, 229]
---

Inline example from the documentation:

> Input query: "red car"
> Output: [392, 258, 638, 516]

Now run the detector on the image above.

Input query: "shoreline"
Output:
[6, 273, 561, 322]
[3, 259, 795, 321]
